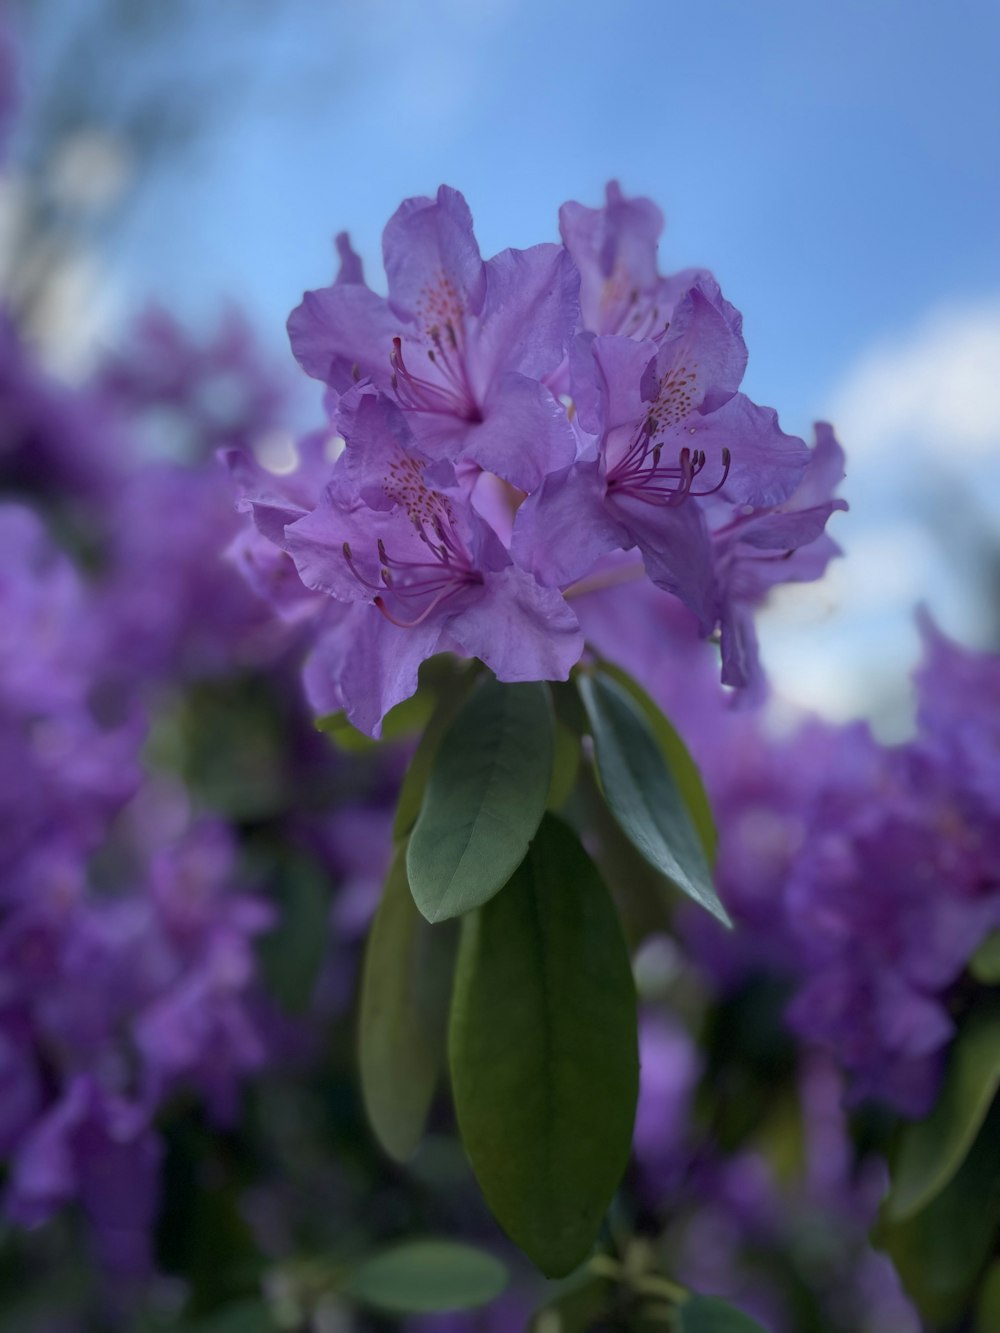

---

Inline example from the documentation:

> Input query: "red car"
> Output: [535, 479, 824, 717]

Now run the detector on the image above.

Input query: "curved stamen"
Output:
[390, 335, 482, 422]
[342, 519, 482, 629]
[606, 430, 731, 507]
[374, 584, 468, 628]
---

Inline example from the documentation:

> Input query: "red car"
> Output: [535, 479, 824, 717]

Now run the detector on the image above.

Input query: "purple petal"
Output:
[512, 460, 633, 588]
[656, 280, 748, 414]
[719, 600, 765, 696]
[464, 372, 576, 492]
[287, 283, 397, 391]
[559, 183, 664, 334]
[448, 566, 583, 683]
[691, 394, 809, 508]
[613, 492, 718, 630]
[794, 421, 847, 508]
[736, 500, 847, 553]
[284, 490, 388, 604]
[334, 231, 365, 285]
[579, 333, 660, 437]
[471, 243, 579, 387]
[222, 440, 328, 546]
[337, 608, 445, 737]
[336, 387, 440, 508]
[382, 185, 486, 323]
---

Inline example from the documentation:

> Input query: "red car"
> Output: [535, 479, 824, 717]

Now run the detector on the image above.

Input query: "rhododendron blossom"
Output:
[233, 183, 846, 726]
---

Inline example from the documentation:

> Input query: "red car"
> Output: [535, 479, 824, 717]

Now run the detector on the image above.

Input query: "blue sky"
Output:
[13, 0, 1000, 727]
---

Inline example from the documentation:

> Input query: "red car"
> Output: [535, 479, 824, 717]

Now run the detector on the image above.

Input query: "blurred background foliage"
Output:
[1, 2, 999, 1330]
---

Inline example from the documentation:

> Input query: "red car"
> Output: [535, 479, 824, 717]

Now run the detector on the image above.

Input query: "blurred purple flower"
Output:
[0, 315, 128, 503]
[95, 307, 295, 464]
[559, 180, 718, 340]
[99, 459, 291, 689]
[0, 504, 274, 1278]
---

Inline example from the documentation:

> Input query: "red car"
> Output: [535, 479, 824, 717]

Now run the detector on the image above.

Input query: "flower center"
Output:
[342, 456, 483, 628]
[604, 364, 731, 506]
[600, 274, 666, 340]
[389, 276, 483, 422]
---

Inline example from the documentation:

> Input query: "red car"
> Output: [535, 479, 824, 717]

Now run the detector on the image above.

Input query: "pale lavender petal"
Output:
[512, 460, 633, 588]
[471, 243, 579, 387]
[287, 283, 397, 391]
[463, 371, 576, 492]
[613, 493, 717, 630]
[793, 421, 846, 508]
[383, 185, 486, 322]
[656, 280, 748, 413]
[692, 394, 809, 508]
[223, 444, 323, 546]
[448, 566, 583, 683]
[581, 333, 660, 436]
[334, 231, 365, 285]
[337, 610, 445, 737]
[719, 601, 765, 696]
[559, 183, 664, 334]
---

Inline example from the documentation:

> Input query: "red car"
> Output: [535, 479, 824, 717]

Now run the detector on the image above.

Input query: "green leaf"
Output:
[392, 665, 479, 843]
[407, 678, 555, 922]
[359, 847, 457, 1161]
[257, 850, 330, 1014]
[187, 1302, 276, 1333]
[450, 814, 639, 1278]
[596, 661, 717, 864]
[976, 1260, 1000, 1332]
[971, 932, 1000, 984]
[529, 1276, 614, 1331]
[546, 719, 581, 812]
[343, 1239, 507, 1315]
[679, 1295, 768, 1332]
[885, 996, 1000, 1221]
[877, 1098, 1000, 1325]
[578, 672, 729, 926]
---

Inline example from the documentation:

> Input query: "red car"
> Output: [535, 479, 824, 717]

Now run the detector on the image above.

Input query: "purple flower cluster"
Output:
[634, 1023, 918, 1332]
[0, 314, 129, 504]
[229, 183, 845, 734]
[642, 617, 1000, 1118]
[0, 505, 273, 1278]
[95, 306, 295, 464]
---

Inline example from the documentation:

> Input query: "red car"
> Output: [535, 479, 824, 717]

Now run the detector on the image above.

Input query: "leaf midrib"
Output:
[440, 687, 522, 917]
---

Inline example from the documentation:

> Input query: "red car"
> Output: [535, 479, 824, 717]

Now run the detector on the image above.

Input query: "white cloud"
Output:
[760, 297, 1000, 731]
[829, 300, 1000, 460]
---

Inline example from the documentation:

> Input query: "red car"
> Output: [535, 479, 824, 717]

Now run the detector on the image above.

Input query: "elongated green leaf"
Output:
[578, 672, 729, 926]
[359, 848, 456, 1161]
[343, 1239, 507, 1314]
[546, 719, 581, 812]
[971, 932, 1000, 984]
[407, 678, 554, 922]
[597, 661, 717, 863]
[976, 1261, 1000, 1332]
[878, 1099, 1000, 1325]
[450, 814, 639, 1278]
[886, 996, 1000, 1221]
[393, 665, 478, 842]
[679, 1295, 767, 1332]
